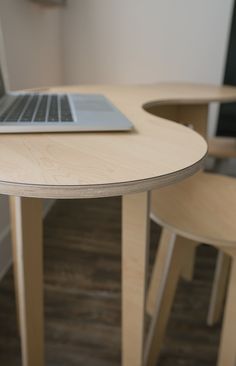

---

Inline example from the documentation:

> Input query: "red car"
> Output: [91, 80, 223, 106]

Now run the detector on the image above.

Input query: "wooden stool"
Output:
[144, 103, 236, 325]
[145, 172, 236, 366]
[207, 137, 236, 326]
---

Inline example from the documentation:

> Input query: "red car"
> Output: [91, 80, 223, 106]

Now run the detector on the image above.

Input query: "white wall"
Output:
[63, 0, 233, 85]
[0, 0, 62, 277]
[62, 0, 234, 136]
[0, 0, 63, 90]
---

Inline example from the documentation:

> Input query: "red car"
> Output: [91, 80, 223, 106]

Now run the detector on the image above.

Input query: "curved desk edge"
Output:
[0, 153, 206, 199]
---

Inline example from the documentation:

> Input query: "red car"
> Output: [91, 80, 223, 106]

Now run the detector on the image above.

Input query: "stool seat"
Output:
[151, 172, 236, 247]
[147, 172, 236, 366]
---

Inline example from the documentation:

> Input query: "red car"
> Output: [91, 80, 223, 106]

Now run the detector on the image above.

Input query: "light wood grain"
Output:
[146, 103, 209, 306]
[208, 137, 236, 158]
[147, 172, 236, 366]
[207, 251, 231, 326]
[145, 231, 186, 366]
[180, 241, 197, 282]
[146, 231, 197, 316]
[175, 104, 207, 296]
[10, 197, 44, 366]
[145, 103, 208, 137]
[10, 198, 20, 332]
[145, 98, 236, 336]
[122, 192, 150, 366]
[151, 172, 236, 248]
[3, 83, 236, 198]
[146, 228, 176, 316]
[3, 83, 235, 199]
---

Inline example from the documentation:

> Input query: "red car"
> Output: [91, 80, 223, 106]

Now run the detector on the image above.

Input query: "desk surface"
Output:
[0, 83, 233, 199]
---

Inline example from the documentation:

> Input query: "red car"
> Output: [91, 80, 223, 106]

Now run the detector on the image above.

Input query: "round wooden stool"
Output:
[145, 172, 236, 366]
[144, 100, 236, 327]
[207, 137, 236, 327]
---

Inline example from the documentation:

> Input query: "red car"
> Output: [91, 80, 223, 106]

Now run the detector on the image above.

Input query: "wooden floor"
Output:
[0, 197, 222, 366]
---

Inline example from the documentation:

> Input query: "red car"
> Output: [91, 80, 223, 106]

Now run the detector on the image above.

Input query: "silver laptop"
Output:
[0, 67, 133, 133]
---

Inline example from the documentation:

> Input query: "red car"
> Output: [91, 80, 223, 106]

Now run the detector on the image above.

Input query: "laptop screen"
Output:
[0, 65, 5, 98]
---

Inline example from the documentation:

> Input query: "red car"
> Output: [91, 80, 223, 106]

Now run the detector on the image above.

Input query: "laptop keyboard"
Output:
[0, 94, 74, 123]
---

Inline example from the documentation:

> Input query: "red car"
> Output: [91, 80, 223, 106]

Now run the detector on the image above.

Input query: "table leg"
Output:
[10, 196, 44, 366]
[122, 192, 150, 366]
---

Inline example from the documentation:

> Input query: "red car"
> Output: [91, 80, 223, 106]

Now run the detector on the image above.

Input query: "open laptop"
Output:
[0, 64, 133, 133]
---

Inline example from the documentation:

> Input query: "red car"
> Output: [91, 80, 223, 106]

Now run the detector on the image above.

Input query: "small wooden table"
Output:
[0, 84, 215, 366]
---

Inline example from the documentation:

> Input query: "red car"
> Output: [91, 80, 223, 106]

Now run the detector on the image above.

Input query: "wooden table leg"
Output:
[10, 196, 44, 366]
[122, 192, 150, 366]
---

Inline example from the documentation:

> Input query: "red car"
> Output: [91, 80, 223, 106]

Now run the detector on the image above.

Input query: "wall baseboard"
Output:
[0, 199, 55, 281]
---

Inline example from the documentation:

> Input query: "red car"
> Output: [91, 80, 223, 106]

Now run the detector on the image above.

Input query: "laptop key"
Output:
[0, 97, 22, 122]
[60, 95, 74, 122]
[48, 95, 59, 122]
[34, 95, 48, 122]
[6, 95, 30, 122]
[20, 95, 39, 122]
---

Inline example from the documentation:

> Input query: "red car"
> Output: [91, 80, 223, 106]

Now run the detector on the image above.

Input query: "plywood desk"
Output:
[0, 83, 217, 366]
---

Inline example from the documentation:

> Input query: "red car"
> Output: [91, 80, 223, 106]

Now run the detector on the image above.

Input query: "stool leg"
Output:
[145, 231, 186, 366]
[181, 239, 197, 282]
[207, 251, 231, 326]
[212, 157, 225, 173]
[146, 228, 175, 316]
[122, 192, 150, 366]
[11, 212, 20, 333]
[10, 196, 44, 366]
[147, 235, 197, 316]
[217, 252, 236, 366]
